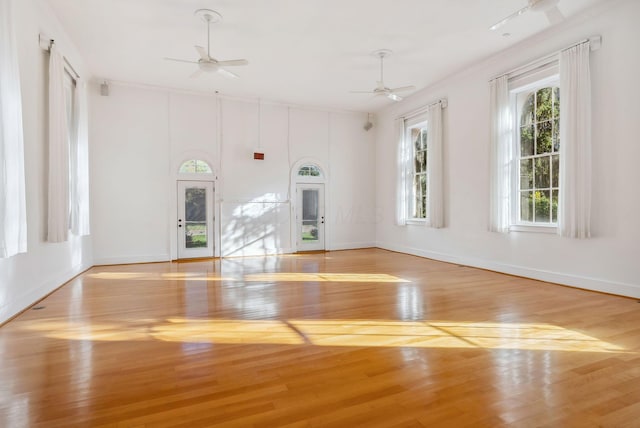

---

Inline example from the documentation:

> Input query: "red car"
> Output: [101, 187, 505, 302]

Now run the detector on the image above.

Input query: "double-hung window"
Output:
[509, 67, 560, 230]
[515, 83, 560, 226]
[397, 101, 444, 228]
[405, 114, 428, 221]
[491, 39, 592, 237]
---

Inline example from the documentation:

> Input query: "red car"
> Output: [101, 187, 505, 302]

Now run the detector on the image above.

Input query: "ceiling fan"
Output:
[350, 49, 415, 102]
[164, 9, 248, 79]
[490, 0, 565, 31]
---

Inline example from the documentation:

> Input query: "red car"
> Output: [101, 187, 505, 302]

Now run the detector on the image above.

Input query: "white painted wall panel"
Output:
[90, 86, 170, 264]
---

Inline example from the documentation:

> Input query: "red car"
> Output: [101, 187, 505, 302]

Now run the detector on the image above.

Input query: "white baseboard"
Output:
[0, 262, 92, 324]
[221, 248, 295, 258]
[329, 242, 376, 251]
[93, 254, 171, 266]
[377, 241, 640, 299]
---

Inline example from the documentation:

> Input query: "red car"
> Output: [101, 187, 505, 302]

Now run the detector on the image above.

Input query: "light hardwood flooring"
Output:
[1, 248, 639, 427]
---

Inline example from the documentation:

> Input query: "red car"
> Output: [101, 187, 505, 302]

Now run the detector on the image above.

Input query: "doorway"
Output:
[296, 183, 325, 251]
[177, 181, 214, 259]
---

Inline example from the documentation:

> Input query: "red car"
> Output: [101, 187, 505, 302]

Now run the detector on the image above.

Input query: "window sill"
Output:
[406, 219, 427, 226]
[509, 224, 557, 234]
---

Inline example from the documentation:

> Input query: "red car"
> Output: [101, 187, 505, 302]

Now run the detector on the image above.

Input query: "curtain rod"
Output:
[39, 34, 80, 80]
[397, 98, 448, 121]
[491, 35, 601, 82]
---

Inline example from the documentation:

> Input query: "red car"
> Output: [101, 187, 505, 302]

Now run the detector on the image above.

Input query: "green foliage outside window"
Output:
[519, 87, 560, 224]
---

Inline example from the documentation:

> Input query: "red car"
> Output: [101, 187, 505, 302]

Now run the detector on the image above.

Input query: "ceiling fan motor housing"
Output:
[530, 0, 560, 12]
[198, 60, 218, 72]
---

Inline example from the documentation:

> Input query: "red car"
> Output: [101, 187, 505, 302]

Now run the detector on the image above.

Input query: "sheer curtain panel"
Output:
[427, 103, 444, 228]
[0, 0, 27, 258]
[47, 44, 70, 243]
[395, 118, 408, 226]
[559, 42, 591, 238]
[489, 76, 513, 233]
[70, 79, 90, 236]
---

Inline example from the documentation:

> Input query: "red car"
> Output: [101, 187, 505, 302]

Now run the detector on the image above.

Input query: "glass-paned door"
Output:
[177, 181, 214, 259]
[297, 184, 325, 251]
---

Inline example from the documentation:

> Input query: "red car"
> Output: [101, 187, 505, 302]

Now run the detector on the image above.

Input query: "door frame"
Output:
[290, 158, 329, 252]
[170, 155, 219, 260]
[296, 183, 325, 251]
[177, 180, 215, 259]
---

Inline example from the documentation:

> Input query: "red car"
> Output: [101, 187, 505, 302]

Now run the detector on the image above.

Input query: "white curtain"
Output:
[70, 79, 90, 236]
[395, 117, 408, 226]
[489, 76, 513, 233]
[48, 44, 70, 243]
[427, 103, 444, 228]
[0, 0, 27, 258]
[559, 42, 591, 238]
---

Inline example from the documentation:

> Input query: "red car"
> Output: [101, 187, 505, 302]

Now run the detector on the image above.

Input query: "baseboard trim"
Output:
[220, 248, 295, 258]
[0, 262, 92, 325]
[329, 242, 376, 251]
[376, 242, 640, 299]
[94, 254, 171, 266]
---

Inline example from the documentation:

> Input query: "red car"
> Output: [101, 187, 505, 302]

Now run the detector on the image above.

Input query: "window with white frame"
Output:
[491, 40, 593, 236]
[64, 71, 75, 224]
[509, 67, 560, 228]
[179, 159, 213, 174]
[405, 115, 428, 220]
[298, 164, 323, 178]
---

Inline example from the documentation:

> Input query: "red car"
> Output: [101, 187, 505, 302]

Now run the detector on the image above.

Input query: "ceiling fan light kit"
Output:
[164, 9, 248, 79]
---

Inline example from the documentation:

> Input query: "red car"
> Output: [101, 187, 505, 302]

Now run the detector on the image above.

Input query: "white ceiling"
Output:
[44, 0, 606, 112]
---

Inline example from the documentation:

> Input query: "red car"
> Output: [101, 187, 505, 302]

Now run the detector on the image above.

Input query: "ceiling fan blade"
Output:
[189, 69, 203, 79]
[217, 68, 239, 79]
[389, 85, 416, 93]
[195, 45, 208, 60]
[489, 5, 530, 31]
[216, 59, 248, 67]
[164, 57, 198, 64]
[545, 6, 564, 25]
[350, 90, 375, 94]
[387, 93, 403, 102]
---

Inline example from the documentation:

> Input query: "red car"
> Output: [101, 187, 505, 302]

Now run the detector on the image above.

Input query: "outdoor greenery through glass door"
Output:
[302, 189, 319, 241]
[184, 188, 208, 248]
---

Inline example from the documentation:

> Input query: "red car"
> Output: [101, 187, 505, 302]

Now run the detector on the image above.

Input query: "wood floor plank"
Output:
[1, 248, 639, 427]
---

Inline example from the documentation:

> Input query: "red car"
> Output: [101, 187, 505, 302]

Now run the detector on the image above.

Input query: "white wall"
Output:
[0, 0, 93, 323]
[375, 0, 640, 298]
[90, 87, 376, 262]
[90, 85, 171, 264]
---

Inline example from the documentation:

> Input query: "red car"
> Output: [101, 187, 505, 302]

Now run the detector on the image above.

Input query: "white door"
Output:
[297, 184, 325, 251]
[177, 181, 214, 259]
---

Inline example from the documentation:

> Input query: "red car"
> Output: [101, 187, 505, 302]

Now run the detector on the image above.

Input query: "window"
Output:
[491, 40, 592, 236]
[0, 1, 28, 257]
[64, 72, 75, 224]
[179, 159, 213, 174]
[516, 86, 560, 225]
[405, 116, 428, 220]
[397, 103, 444, 228]
[297, 164, 322, 177]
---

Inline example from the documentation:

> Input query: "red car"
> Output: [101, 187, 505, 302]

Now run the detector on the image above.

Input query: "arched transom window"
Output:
[179, 159, 213, 174]
[297, 164, 323, 178]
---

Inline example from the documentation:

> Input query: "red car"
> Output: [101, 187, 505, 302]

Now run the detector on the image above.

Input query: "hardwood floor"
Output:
[1, 248, 639, 427]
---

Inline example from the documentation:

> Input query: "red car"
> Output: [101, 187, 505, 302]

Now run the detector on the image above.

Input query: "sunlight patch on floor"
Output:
[86, 271, 409, 283]
[16, 318, 628, 353]
[243, 273, 410, 283]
